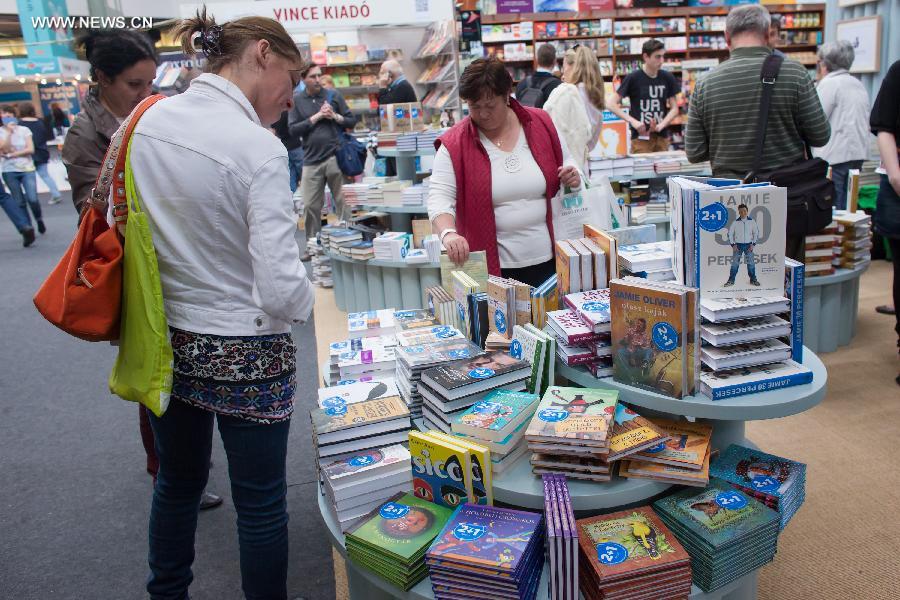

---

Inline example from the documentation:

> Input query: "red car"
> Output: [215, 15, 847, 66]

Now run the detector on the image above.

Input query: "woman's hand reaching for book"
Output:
[444, 232, 470, 266]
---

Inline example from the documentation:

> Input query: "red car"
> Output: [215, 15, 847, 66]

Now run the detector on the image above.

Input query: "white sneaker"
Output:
[48, 197, 62, 205]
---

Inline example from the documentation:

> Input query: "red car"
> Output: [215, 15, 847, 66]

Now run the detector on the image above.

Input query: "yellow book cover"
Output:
[409, 430, 473, 509]
[620, 446, 711, 487]
[555, 240, 574, 297]
[412, 219, 431, 249]
[311, 396, 408, 436]
[631, 418, 712, 470]
[583, 225, 618, 279]
[440, 251, 488, 293]
[426, 431, 493, 506]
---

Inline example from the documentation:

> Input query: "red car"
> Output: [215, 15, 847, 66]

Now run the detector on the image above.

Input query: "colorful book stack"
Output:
[321, 444, 412, 531]
[426, 286, 457, 327]
[335, 343, 397, 383]
[576, 507, 692, 600]
[804, 225, 837, 277]
[510, 324, 556, 395]
[610, 277, 699, 398]
[346, 492, 454, 590]
[395, 338, 484, 419]
[409, 430, 492, 508]
[709, 444, 806, 530]
[525, 386, 618, 482]
[542, 474, 578, 600]
[426, 504, 545, 600]
[450, 389, 539, 476]
[396, 325, 465, 347]
[310, 395, 412, 464]
[348, 309, 397, 339]
[419, 351, 530, 438]
[832, 210, 872, 270]
[653, 479, 780, 592]
[619, 418, 712, 487]
[450, 271, 481, 338]
[617, 240, 674, 281]
[547, 307, 612, 377]
[606, 404, 671, 462]
[326, 336, 397, 385]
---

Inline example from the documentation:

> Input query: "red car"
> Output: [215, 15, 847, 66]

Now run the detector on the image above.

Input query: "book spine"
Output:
[790, 263, 804, 363]
[710, 370, 814, 400]
[693, 191, 700, 289]
[563, 354, 600, 367]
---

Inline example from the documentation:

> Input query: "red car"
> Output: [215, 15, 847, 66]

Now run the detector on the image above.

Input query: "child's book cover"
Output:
[631, 418, 712, 470]
[610, 278, 689, 398]
[525, 386, 618, 445]
[708, 444, 805, 501]
[509, 324, 547, 394]
[311, 396, 409, 437]
[606, 404, 670, 462]
[393, 309, 441, 332]
[563, 288, 612, 334]
[451, 389, 540, 442]
[409, 431, 473, 509]
[427, 431, 494, 506]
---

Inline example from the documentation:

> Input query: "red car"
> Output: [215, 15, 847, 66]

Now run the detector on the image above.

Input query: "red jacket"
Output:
[434, 99, 563, 276]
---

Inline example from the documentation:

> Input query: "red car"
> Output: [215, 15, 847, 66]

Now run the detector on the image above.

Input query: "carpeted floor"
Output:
[312, 260, 899, 600]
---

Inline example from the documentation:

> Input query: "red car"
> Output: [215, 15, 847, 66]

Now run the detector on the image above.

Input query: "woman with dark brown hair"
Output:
[427, 57, 581, 287]
[132, 9, 314, 599]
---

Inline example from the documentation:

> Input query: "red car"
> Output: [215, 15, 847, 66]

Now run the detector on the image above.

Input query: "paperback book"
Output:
[700, 360, 813, 400]
[525, 386, 618, 447]
[420, 351, 530, 401]
[451, 389, 539, 443]
[409, 430, 475, 509]
[509, 324, 549, 394]
[426, 431, 494, 506]
[631, 418, 712, 470]
[606, 404, 671, 462]
[562, 288, 612, 334]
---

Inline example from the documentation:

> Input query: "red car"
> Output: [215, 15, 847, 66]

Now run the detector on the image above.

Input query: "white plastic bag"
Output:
[551, 172, 623, 240]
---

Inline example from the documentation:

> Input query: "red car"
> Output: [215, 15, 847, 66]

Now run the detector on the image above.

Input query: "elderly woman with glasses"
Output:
[811, 40, 871, 209]
[427, 56, 581, 287]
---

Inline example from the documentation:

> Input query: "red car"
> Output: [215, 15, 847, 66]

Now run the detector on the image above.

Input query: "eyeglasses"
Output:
[572, 43, 581, 50]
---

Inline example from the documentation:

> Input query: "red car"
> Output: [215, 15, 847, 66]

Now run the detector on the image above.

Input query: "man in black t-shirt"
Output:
[608, 39, 680, 153]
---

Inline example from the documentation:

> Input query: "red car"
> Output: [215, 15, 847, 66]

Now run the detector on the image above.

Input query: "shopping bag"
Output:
[551, 171, 622, 240]
[108, 138, 173, 417]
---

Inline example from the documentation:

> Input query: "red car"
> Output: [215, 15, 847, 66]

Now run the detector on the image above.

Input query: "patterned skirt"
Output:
[170, 328, 297, 424]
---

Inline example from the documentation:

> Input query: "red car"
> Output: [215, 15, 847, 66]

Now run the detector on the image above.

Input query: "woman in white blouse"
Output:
[544, 45, 606, 173]
[428, 57, 581, 286]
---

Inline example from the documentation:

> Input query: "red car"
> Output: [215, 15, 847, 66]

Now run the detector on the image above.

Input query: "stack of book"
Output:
[321, 444, 411, 531]
[346, 240, 375, 261]
[450, 389, 540, 476]
[610, 277, 699, 398]
[426, 286, 457, 327]
[653, 479, 780, 592]
[450, 271, 481, 338]
[311, 394, 412, 467]
[310, 237, 333, 288]
[510, 324, 556, 395]
[410, 430, 492, 508]
[326, 227, 364, 252]
[396, 325, 464, 347]
[530, 274, 559, 329]
[485, 332, 512, 352]
[393, 308, 440, 332]
[619, 418, 713, 487]
[395, 337, 483, 418]
[606, 404, 671, 462]
[382, 181, 413, 207]
[617, 241, 674, 281]
[542, 474, 577, 600]
[547, 306, 612, 376]
[317, 378, 400, 412]
[348, 309, 396, 339]
[555, 238, 608, 296]
[426, 504, 545, 600]
[419, 351, 531, 444]
[525, 386, 618, 482]
[709, 444, 806, 530]
[397, 132, 417, 151]
[487, 276, 532, 341]
[804, 226, 837, 277]
[373, 232, 411, 261]
[832, 210, 872, 270]
[326, 336, 398, 385]
[577, 507, 693, 600]
[346, 492, 454, 590]
[342, 182, 372, 208]
[401, 184, 428, 207]
[335, 343, 397, 383]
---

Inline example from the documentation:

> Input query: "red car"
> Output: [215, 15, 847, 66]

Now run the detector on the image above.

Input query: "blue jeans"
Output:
[3, 170, 41, 226]
[287, 146, 304, 193]
[830, 160, 864, 211]
[727, 243, 757, 283]
[0, 177, 32, 233]
[147, 399, 291, 600]
[35, 162, 61, 199]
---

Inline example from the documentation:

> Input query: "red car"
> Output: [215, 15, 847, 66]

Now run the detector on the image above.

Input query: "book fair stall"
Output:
[288, 3, 888, 599]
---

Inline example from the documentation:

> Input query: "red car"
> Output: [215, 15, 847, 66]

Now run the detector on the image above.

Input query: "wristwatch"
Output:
[439, 228, 457, 243]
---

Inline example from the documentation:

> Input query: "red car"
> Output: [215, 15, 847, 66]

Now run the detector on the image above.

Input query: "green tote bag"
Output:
[108, 138, 173, 417]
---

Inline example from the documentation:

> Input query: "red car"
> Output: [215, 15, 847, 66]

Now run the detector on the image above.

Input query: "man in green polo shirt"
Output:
[686, 5, 830, 258]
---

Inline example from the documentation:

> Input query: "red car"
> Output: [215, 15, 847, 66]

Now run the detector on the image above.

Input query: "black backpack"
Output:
[518, 76, 555, 108]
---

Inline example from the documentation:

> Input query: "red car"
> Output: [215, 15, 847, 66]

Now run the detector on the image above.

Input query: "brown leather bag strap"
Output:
[88, 94, 166, 222]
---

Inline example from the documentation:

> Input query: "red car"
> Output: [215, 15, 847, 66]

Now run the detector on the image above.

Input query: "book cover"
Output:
[422, 350, 529, 393]
[607, 404, 670, 462]
[451, 271, 479, 338]
[563, 289, 612, 333]
[346, 492, 454, 562]
[693, 186, 786, 300]
[488, 277, 515, 340]
[509, 324, 546, 394]
[708, 444, 805, 500]
[322, 444, 411, 482]
[547, 309, 598, 345]
[524, 324, 556, 396]
[348, 309, 396, 338]
[700, 360, 813, 400]
[584, 224, 618, 278]
[451, 389, 540, 442]
[576, 507, 690, 581]
[311, 396, 409, 437]
[393, 309, 441, 332]
[632, 418, 712, 469]
[427, 431, 494, 506]
[652, 480, 780, 550]
[784, 258, 804, 363]
[317, 380, 400, 410]
[395, 338, 485, 370]
[525, 386, 618, 444]
[396, 325, 464, 347]
[610, 278, 689, 398]
[440, 252, 489, 295]
[427, 504, 542, 571]
[555, 240, 578, 297]
[329, 335, 397, 362]
[409, 431, 473, 508]
[620, 446, 711, 487]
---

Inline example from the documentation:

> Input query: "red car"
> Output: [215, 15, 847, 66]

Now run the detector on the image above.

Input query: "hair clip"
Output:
[200, 24, 223, 57]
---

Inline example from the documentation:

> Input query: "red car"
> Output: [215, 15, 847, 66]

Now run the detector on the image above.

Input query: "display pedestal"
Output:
[326, 251, 440, 312]
[803, 265, 868, 353]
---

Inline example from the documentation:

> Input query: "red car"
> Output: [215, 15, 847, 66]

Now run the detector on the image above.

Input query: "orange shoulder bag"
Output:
[33, 94, 165, 341]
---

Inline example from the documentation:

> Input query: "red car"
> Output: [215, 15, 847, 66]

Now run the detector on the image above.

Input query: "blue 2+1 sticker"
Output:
[698, 202, 729, 232]
[538, 408, 569, 422]
[715, 491, 749, 510]
[652, 322, 679, 352]
[494, 309, 507, 333]
[348, 454, 377, 467]
[509, 339, 523, 359]
[452, 522, 487, 542]
[750, 475, 780, 494]
[596, 542, 628, 565]
[468, 367, 495, 379]
[379, 502, 410, 520]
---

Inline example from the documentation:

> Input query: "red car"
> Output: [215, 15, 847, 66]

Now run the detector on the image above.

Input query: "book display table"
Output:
[803, 265, 868, 353]
[326, 251, 440, 313]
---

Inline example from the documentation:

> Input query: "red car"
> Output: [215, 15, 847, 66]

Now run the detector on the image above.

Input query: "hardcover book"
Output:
[311, 396, 410, 440]
[420, 351, 529, 400]
[409, 430, 473, 508]
[393, 309, 441, 332]
[563, 288, 612, 334]
[555, 240, 580, 296]
[701, 338, 791, 371]
[322, 444, 411, 486]
[317, 380, 400, 410]
[784, 258, 804, 363]
[426, 431, 493, 506]
[700, 360, 813, 400]
[583, 224, 618, 279]
[607, 404, 670, 462]
[632, 418, 712, 470]
[509, 324, 547, 394]
[396, 325, 464, 347]
[487, 276, 515, 340]
[394, 338, 484, 372]
[451, 389, 540, 442]
[700, 315, 791, 347]
[329, 335, 398, 363]
[524, 324, 556, 396]
[708, 444, 806, 502]
[348, 309, 397, 338]
[620, 446, 711, 487]
[525, 386, 618, 445]
[547, 309, 598, 345]
[699, 296, 790, 322]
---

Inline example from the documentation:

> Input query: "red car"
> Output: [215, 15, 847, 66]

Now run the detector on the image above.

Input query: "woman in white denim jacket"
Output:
[129, 9, 313, 599]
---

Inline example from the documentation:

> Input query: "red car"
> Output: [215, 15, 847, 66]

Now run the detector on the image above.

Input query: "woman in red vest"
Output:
[428, 57, 581, 286]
